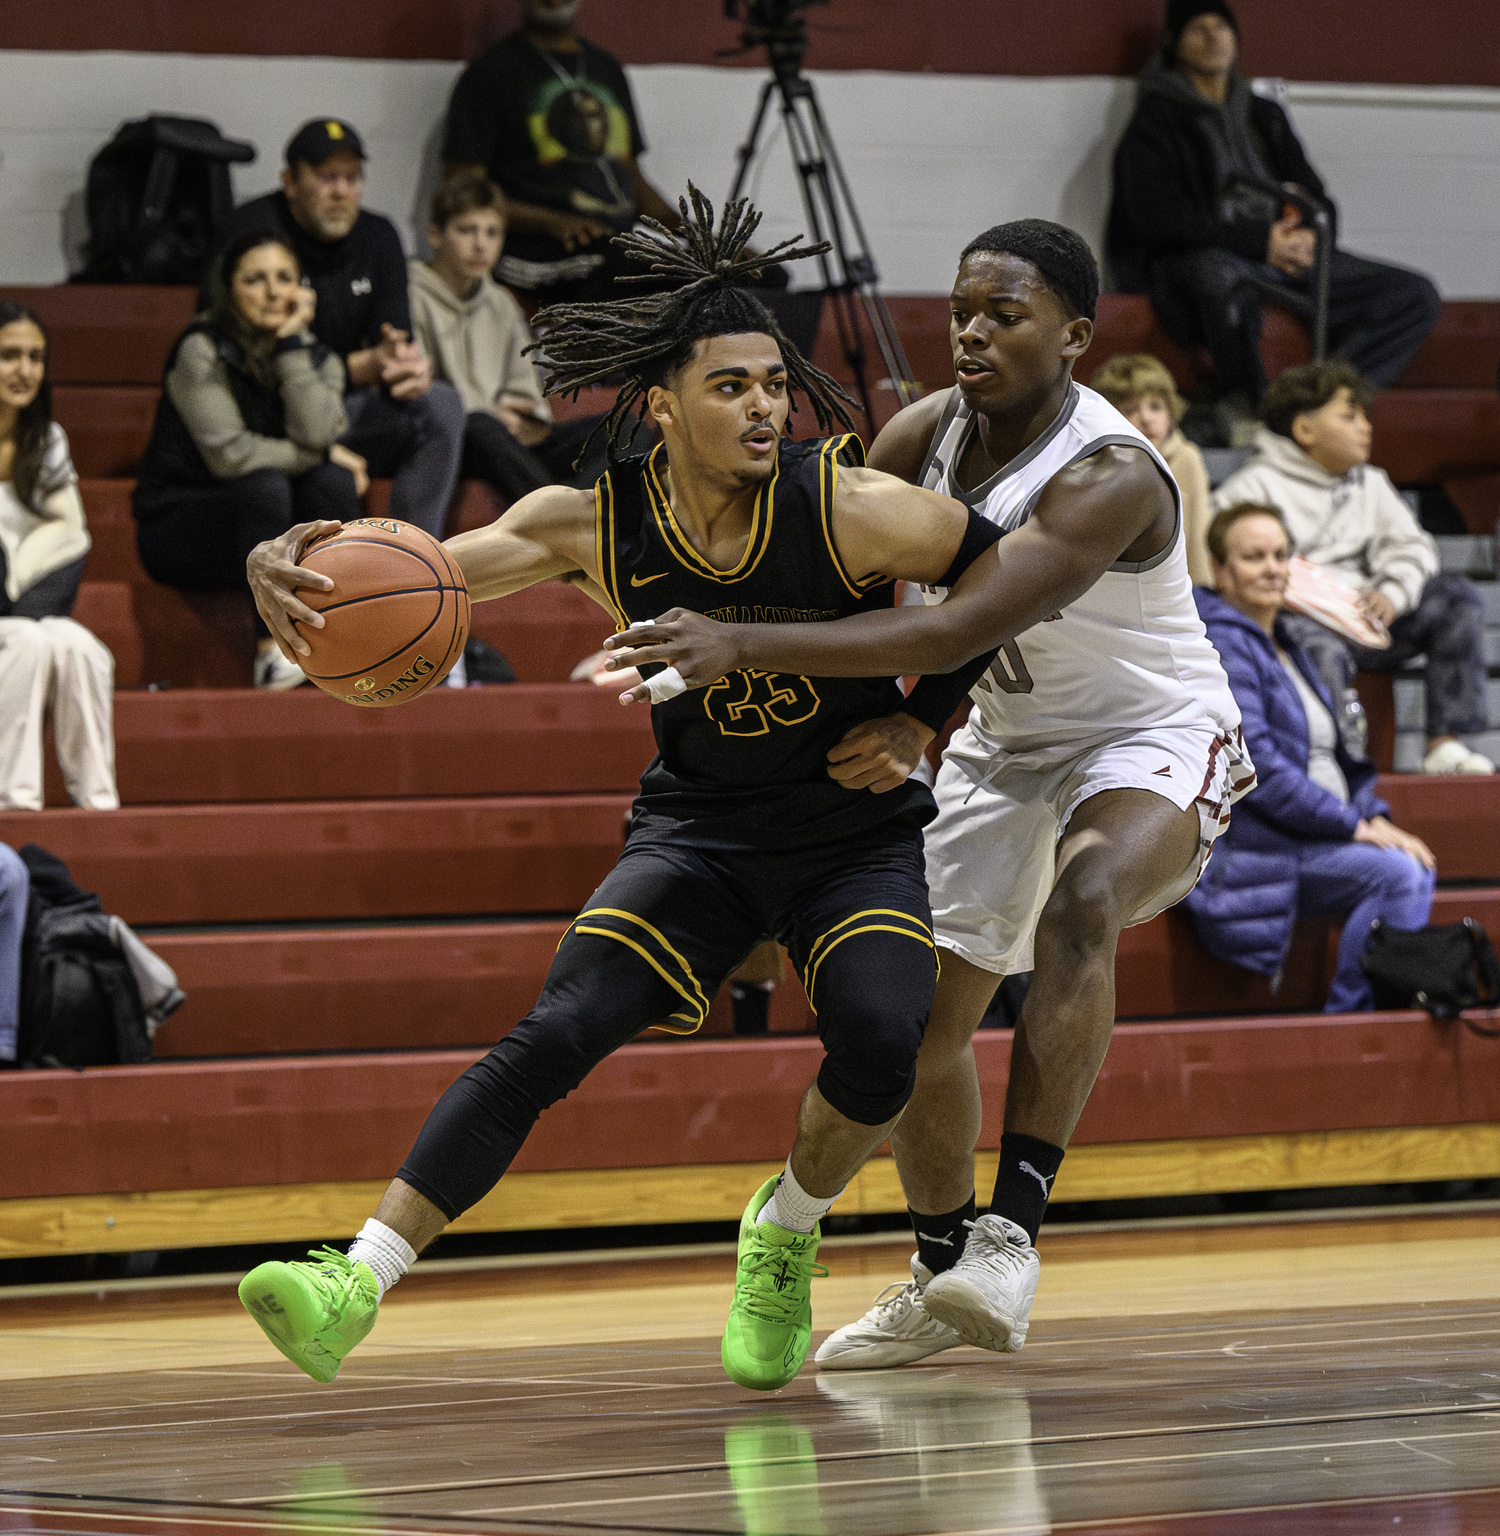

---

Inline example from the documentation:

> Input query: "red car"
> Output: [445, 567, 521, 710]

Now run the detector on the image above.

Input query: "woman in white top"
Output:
[0, 302, 117, 810]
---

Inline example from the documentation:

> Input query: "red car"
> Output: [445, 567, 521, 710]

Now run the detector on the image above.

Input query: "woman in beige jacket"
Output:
[0, 302, 117, 809]
[1090, 353, 1214, 586]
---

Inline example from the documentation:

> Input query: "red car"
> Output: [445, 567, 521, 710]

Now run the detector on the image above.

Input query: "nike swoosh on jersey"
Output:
[1152, 765, 1172, 776]
[630, 572, 670, 587]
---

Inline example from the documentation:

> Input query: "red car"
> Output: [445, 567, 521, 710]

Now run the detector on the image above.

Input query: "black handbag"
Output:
[1360, 918, 1500, 1032]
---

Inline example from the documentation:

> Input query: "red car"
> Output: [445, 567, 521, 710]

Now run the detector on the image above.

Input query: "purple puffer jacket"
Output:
[1183, 589, 1389, 981]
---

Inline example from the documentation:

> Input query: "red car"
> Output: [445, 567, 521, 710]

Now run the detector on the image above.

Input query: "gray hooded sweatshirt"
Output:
[1212, 427, 1438, 616]
[408, 261, 550, 421]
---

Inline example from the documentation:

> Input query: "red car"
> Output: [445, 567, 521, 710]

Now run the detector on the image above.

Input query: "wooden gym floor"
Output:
[2, 1208, 1499, 1535]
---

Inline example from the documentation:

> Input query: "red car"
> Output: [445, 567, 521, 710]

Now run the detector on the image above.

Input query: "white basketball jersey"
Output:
[921, 382, 1240, 753]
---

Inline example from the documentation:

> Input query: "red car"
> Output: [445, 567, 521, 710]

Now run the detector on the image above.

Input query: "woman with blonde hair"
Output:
[0, 301, 118, 810]
[1090, 352, 1213, 585]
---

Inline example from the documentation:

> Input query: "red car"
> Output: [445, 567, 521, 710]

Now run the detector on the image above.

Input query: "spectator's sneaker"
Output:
[1422, 739, 1495, 775]
[813, 1256, 964, 1370]
[253, 647, 307, 691]
[721, 1175, 826, 1390]
[921, 1216, 1040, 1355]
[239, 1247, 379, 1382]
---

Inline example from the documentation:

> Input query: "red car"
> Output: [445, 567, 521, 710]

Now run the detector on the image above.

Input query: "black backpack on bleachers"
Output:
[75, 115, 256, 286]
[14, 845, 151, 1070]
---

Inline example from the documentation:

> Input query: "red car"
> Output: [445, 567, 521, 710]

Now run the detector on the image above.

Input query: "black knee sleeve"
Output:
[396, 926, 710, 1218]
[810, 934, 936, 1126]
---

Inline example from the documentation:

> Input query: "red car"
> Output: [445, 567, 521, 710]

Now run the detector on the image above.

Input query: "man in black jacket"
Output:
[1106, 0, 1439, 418]
[220, 120, 465, 537]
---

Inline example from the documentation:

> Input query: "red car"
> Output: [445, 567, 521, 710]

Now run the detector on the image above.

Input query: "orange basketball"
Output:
[294, 518, 470, 707]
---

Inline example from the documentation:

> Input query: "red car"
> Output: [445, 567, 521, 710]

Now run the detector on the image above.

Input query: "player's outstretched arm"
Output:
[445, 484, 601, 603]
[246, 487, 604, 657]
[607, 446, 1173, 689]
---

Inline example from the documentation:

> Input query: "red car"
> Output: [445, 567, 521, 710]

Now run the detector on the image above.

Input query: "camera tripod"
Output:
[725, 22, 917, 428]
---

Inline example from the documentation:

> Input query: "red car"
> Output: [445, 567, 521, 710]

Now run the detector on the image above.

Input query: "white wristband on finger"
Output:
[646, 666, 688, 704]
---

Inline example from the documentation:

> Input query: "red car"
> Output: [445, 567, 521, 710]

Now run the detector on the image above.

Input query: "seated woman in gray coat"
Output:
[132, 230, 365, 688]
[1186, 503, 1436, 1011]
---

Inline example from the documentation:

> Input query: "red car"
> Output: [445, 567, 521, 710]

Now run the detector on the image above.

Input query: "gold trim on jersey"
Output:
[817, 432, 885, 599]
[801, 907, 937, 1010]
[643, 442, 777, 584]
[594, 473, 629, 628]
[563, 906, 711, 1034]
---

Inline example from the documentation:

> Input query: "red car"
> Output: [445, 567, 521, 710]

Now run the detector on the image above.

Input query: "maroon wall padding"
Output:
[468, 577, 619, 682]
[3, 0, 1494, 86]
[1378, 774, 1500, 882]
[141, 886, 1500, 1058]
[9, 1012, 1500, 1201]
[77, 478, 615, 686]
[1117, 888, 1500, 1021]
[850, 294, 1491, 402]
[0, 796, 632, 924]
[1371, 390, 1500, 484]
[53, 386, 158, 477]
[68, 581, 144, 689]
[0, 285, 195, 386]
[95, 685, 655, 804]
[148, 922, 816, 1056]
[1396, 302, 1500, 390]
[1354, 671, 1396, 773]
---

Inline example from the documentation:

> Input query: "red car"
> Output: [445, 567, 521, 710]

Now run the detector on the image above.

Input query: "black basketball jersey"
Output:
[595, 433, 934, 846]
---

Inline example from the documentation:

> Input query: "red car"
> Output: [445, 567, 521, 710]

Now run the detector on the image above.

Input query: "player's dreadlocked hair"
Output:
[526, 184, 854, 456]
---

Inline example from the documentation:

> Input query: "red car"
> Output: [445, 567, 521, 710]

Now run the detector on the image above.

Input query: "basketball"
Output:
[294, 518, 470, 707]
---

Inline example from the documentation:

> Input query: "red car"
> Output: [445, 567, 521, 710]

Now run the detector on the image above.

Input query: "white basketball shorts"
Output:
[924, 717, 1255, 975]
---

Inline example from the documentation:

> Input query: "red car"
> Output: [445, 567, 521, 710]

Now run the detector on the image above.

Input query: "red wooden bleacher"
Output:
[4, 282, 1500, 1257]
[8, 1014, 1497, 1205]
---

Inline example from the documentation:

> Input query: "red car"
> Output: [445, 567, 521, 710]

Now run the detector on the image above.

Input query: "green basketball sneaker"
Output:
[238, 1246, 380, 1383]
[722, 1176, 827, 1391]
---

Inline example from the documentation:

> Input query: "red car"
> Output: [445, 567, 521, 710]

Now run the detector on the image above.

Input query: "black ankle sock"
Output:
[908, 1196, 976, 1276]
[988, 1132, 1065, 1245]
[729, 981, 772, 1035]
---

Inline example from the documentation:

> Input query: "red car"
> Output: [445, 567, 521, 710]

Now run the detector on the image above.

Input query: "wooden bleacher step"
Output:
[0, 795, 633, 924]
[42, 686, 654, 806]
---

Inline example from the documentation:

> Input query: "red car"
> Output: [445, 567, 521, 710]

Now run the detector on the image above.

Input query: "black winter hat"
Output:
[1164, 0, 1239, 45]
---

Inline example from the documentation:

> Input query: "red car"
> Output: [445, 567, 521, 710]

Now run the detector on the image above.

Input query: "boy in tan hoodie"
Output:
[1213, 362, 1491, 774]
[408, 173, 604, 503]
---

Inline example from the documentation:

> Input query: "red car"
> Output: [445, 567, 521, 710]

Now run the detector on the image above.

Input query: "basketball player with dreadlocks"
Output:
[235, 188, 1005, 1392]
[606, 219, 1253, 1365]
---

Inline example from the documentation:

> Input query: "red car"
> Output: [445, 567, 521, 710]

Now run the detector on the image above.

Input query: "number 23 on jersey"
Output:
[704, 670, 822, 737]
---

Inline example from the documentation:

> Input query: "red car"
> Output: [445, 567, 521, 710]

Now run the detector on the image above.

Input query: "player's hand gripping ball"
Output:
[295, 519, 470, 707]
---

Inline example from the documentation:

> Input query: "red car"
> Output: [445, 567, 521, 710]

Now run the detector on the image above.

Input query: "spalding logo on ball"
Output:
[293, 519, 470, 707]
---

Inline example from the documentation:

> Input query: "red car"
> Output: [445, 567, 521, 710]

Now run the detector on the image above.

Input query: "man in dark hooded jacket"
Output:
[1106, 0, 1439, 417]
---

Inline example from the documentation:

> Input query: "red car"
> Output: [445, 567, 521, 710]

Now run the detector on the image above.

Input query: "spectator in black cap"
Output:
[440, 0, 686, 308]
[1105, 0, 1440, 439]
[217, 118, 464, 536]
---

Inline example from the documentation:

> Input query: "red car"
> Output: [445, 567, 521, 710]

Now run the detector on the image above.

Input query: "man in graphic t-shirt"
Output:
[442, 0, 685, 306]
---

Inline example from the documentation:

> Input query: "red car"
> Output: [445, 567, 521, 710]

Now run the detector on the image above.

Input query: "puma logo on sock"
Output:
[915, 1231, 955, 1247]
[1020, 1160, 1055, 1197]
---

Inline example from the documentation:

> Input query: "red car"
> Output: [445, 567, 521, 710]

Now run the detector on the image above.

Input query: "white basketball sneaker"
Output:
[813, 1256, 964, 1370]
[921, 1215, 1040, 1354]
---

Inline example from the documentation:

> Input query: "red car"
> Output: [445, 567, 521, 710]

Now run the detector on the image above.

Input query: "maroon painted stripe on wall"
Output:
[2, 0, 1495, 86]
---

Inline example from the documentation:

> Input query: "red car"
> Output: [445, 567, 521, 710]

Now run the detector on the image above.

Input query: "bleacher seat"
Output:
[6, 281, 1500, 1259]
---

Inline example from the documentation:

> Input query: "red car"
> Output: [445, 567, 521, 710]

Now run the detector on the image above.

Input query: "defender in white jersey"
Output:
[608, 220, 1254, 1369]
[918, 378, 1247, 984]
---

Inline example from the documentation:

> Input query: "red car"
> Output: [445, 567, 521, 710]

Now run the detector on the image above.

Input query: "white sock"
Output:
[347, 1218, 417, 1300]
[758, 1158, 842, 1234]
